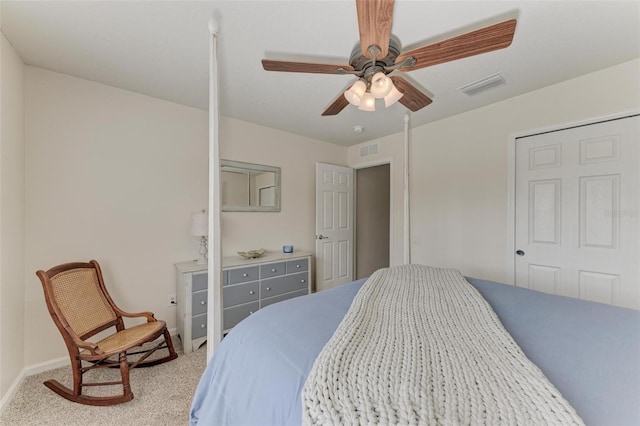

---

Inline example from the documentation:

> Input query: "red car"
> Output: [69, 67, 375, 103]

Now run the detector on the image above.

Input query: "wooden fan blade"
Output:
[390, 76, 433, 112]
[321, 92, 350, 116]
[396, 19, 517, 71]
[356, 0, 394, 58]
[262, 59, 353, 74]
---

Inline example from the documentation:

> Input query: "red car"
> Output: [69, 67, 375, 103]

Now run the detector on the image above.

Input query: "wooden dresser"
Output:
[176, 251, 312, 353]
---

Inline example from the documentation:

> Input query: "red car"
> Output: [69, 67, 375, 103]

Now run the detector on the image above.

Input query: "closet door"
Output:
[515, 115, 639, 309]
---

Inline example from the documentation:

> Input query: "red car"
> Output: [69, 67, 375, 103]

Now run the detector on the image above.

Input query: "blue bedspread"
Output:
[190, 277, 640, 426]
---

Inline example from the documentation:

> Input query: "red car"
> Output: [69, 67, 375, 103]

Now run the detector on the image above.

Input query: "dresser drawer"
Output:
[192, 313, 207, 339]
[223, 281, 259, 308]
[228, 266, 259, 284]
[286, 258, 308, 274]
[191, 271, 228, 289]
[261, 272, 309, 298]
[192, 272, 208, 292]
[261, 288, 308, 309]
[260, 261, 285, 279]
[192, 290, 208, 316]
[223, 301, 259, 330]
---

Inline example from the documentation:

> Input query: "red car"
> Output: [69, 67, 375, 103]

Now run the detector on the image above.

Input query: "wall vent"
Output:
[360, 144, 379, 157]
[459, 72, 506, 96]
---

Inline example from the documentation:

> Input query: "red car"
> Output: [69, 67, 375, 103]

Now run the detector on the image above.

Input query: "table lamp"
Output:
[190, 209, 208, 264]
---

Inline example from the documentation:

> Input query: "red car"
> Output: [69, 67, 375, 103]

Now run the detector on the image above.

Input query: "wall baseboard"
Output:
[24, 355, 70, 376]
[0, 327, 178, 415]
[0, 369, 26, 415]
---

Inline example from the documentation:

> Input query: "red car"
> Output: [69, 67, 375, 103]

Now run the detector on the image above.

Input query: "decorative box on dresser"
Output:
[175, 251, 312, 353]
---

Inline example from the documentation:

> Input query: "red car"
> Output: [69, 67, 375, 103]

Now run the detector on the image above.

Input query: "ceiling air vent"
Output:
[459, 72, 506, 96]
[359, 143, 379, 157]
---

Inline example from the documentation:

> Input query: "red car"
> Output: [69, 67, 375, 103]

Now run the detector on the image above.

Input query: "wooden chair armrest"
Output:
[75, 339, 104, 357]
[118, 310, 156, 322]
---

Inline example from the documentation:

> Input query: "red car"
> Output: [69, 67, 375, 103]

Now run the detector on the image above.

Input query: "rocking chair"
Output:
[36, 260, 178, 405]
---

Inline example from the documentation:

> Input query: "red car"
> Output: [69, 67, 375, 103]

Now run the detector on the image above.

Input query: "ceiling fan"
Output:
[261, 0, 517, 116]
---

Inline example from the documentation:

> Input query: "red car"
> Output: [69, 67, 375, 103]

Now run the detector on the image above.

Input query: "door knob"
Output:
[516, 250, 525, 256]
[317, 235, 329, 240]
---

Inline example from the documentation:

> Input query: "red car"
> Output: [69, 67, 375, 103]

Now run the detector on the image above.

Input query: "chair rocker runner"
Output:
[36, 260, 178, 405]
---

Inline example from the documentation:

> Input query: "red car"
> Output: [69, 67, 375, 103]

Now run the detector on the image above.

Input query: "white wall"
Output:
[24, 67, 208, 365]
[409, 58, 640, 283]
[0, 30, 26, 404]
[219, 116, 347, 279]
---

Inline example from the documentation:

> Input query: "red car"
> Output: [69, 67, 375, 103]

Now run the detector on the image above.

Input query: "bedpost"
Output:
[403, 112, 411, 265]
[207, 16, 223, 362]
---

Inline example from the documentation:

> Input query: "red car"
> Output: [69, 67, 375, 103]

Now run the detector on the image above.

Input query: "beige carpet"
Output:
[0, 342, 207, 426]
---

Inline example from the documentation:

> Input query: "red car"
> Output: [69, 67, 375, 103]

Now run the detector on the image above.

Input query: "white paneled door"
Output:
[316, 163, 354, 291]
[515, 115, 640, 309]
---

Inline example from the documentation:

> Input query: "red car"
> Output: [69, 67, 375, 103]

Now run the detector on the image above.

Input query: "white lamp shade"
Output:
[190, 211, 208, 236]
[383, 84, 404, 107]
[344, 80, 366, 106]
[358, 92, 376, 111]
[370, 72, 393, 98]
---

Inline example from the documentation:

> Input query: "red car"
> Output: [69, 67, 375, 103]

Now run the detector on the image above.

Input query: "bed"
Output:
[190, 268, 640, 426]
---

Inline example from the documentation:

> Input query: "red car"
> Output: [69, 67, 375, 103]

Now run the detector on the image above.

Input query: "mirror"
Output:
[221, 160, 281, 212]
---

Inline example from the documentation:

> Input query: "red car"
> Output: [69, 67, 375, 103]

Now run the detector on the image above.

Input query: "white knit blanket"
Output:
[302, 265, 584, 425]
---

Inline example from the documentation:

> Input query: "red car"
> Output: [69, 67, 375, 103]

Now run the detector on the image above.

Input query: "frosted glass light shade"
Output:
[370, 72, 392, 98]
[383, 84, 404, 107]
[358, 92, 376, 111]
[344, 80, 366, 106]
[190, 211, 208, 236]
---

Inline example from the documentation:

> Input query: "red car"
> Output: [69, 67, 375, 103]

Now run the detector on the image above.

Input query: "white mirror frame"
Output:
[221, 160, 281, 212]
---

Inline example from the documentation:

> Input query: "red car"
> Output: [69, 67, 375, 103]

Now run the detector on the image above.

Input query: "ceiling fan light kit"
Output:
[383, 84, 404, 108]
[261, 0, 517, 116]
[345, 80, 367, 106]
[358, 92, 377, 112]
[370, 72, 393, 98]
[346, 72, 403, 112]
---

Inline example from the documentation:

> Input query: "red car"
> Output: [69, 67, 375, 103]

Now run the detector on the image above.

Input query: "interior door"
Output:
[316, 162, 354, 291]
[515, 115, 639, 309]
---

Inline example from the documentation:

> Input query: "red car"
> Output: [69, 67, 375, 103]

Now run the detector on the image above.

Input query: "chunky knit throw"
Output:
[302, 265, 584, 425]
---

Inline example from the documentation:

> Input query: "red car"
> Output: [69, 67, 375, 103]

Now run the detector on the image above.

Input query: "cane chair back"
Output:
[48, 267, 117, 338]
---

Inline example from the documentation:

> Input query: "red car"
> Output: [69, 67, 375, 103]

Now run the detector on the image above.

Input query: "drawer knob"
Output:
[296, 264, 301, 268]
[243, 273, 248, 277]
[200, 324, 206, 329]
[249, 290, 255, 295]
[266, 286, 271, 291]
[271, 268, 276, 272]
[200, 300, 206, 305]
[301, 279, 306, 283]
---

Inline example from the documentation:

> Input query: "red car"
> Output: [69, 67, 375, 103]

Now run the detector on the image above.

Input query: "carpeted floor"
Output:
[0, 342, 207, 426]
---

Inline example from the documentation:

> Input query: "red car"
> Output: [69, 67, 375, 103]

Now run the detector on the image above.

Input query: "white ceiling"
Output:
[2, 1, 639, 146]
